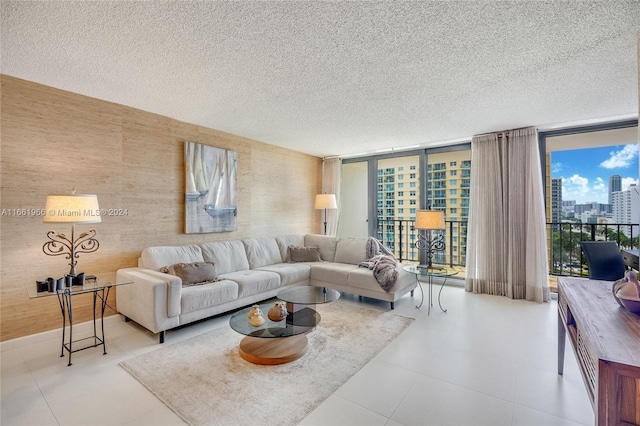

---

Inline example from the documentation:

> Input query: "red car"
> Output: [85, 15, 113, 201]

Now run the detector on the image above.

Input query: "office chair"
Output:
[580, 241, 626, 281]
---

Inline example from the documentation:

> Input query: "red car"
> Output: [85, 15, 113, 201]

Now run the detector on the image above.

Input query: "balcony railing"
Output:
[546, 222, 639, 277]
[376, 218, 468, 266]
[376, 218, 639, 278]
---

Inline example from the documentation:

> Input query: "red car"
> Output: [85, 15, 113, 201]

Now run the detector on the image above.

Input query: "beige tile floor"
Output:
[1, 283, 593, 426]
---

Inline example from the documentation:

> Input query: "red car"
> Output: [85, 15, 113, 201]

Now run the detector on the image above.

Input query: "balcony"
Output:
[375, 218, 639, 291]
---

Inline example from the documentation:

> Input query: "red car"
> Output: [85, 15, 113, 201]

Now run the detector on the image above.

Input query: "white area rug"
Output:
[120, 300, 413, 426]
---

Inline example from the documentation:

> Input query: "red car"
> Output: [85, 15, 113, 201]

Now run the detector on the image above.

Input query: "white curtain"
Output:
[321, 157, 342, 236]
[465, 127, 550, 302]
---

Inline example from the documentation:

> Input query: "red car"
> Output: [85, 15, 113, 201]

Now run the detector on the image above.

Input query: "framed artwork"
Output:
[184, 141, 237, 233]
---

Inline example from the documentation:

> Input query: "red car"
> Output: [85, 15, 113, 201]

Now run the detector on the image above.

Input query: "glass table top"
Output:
[229, 302, 319, 338]
[276, 286, 340, 305]
[403, 264, 463, 278]
[27, 277, 133, 299]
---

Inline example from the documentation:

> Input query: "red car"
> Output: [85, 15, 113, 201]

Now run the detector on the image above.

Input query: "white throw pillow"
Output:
[334, 238, 368, 265]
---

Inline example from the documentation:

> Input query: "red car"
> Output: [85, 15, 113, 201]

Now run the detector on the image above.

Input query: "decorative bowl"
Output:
[616, 281, 640, 299]
[616, 295, 640, 315]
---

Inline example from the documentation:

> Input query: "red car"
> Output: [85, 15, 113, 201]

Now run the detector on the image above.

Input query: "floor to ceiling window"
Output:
[337, 121, 637, 291]
[426, 149, 471, 267]
[541, 121, 639, 281]
[376, 156, 420, 260]
[340, 144, 470, 276]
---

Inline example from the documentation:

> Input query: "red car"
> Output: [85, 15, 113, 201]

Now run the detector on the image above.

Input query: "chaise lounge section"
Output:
[116, 234, 416, 342]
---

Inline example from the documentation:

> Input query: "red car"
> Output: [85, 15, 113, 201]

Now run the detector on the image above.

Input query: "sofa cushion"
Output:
[349, 264, 415, 292]
[275, 235, 305, 261]
[243, 238, 283, 269]
[200, 240, 250, 274]
[289, 245, 322, 262]
[180, 280, 239, 314]
[160, 261, 220, 286]
[257, 263, 311, 285]
[141, 245, 204, 271]
[334, 238, 368, 265]
[304, 234, 338, 262]
[309, 262, 357, 286]
[220, 270, 281, 298]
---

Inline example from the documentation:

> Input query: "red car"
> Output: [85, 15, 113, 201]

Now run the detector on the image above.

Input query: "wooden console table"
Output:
[558, 277, 640, 426]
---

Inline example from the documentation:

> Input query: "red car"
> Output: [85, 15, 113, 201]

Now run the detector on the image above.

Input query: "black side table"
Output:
[29, 277, 132, 366]
[402, 265, 460, 314]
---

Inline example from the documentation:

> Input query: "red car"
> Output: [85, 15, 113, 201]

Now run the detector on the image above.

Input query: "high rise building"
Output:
[426, 151, 471, 266]
[551, 178, 562, 230]
[573, 201, 611, 222]
[612, 184, 640, 237]
[609, 174, 622, 204]
[377, 156, 420, 260]
[562, 200, 576, 218]
[376, 151, 470, 266]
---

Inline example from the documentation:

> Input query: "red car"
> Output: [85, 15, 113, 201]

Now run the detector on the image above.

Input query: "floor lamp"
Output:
[314, 194, 337, 235]
[415, 209, 446, 268]
[42, 193, 102, 276]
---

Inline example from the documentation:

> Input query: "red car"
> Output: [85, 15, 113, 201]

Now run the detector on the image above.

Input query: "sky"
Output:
[551, 144, 639, 204]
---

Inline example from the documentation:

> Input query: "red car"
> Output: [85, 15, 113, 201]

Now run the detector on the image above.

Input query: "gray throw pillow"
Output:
[160, 261, 220, 286]
[288, 245, 322, 262]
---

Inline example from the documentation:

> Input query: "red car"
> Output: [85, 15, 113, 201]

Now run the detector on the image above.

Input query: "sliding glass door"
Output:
[425, 149, 471, 267]
[376, 156, 421, 261]
[542, 121, 639, 283]
[340, 145, 470, 276]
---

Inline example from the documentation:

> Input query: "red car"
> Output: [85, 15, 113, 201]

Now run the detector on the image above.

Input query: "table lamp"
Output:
[415, 209, 445, 268]
[42, 192, 101, 276]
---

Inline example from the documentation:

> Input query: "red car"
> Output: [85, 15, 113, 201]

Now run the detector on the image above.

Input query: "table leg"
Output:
[427, 275, 433, 315]
[64, 290, 73, 366]
[55, 292, 65, 358]
[100, 288, 109, 355]
[415, 276, 424, 308]
[557, 311, 565, 375]
[437, 277, 448, 313]
[93, 290, 98, 347]
[285, 302, 318, 327]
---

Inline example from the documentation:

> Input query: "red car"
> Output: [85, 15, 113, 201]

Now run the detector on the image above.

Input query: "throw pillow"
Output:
[288, 245, 322, 262]
[160, 261, 220, 286]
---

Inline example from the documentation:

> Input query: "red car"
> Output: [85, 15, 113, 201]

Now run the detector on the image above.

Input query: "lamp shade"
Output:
[314, 194, 337, 210]
[43, 194, 102, 224]
[415, 209, 445, 230]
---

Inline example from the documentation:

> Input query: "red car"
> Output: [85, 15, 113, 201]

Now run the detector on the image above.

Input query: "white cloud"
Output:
[593, 177, 605, 191]
[562, 174, 607, 204]
[621, 177, 639, 191]
[600, 144, 639, 169]
[562, 174, 589, 197]
[551, 162, 563, 174]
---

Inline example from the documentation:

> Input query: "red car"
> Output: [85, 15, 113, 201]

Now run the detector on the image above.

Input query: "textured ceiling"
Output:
[1, 1, 639, 158]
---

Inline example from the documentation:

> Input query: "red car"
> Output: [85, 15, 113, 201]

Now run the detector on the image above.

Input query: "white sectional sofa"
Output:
[116, 234, 417, 343]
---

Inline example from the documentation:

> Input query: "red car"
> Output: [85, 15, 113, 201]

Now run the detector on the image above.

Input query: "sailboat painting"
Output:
[185, 141, 237, 233]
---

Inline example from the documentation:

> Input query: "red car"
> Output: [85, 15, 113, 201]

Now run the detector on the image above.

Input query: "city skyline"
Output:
[551, 144, 639, 204]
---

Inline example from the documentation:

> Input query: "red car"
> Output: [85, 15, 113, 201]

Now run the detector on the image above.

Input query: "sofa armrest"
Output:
[116, 268, 183, 333]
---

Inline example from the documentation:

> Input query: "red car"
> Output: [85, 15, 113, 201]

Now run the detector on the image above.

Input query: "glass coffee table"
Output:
[229, 286, 339, 365]
[277, 285, 340, 326]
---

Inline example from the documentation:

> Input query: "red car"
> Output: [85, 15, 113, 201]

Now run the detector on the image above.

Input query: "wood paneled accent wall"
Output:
[0, 75, 323, 342]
